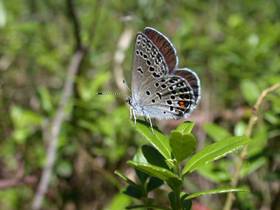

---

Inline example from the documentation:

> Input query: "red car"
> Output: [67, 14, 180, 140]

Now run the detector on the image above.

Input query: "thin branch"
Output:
[66, 0, 83, 50]
[223, 82, 280, 210]
[0, 176, 37, 189]
[32, 49, 86, 210]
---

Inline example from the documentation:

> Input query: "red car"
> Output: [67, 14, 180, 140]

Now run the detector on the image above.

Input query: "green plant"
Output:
[116, 121, 249, 210]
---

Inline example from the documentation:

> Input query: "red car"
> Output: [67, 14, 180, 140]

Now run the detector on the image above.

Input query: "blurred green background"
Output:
[0, 0, 279, 210]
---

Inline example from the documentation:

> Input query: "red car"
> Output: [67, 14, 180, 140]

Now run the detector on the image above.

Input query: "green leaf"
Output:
[182, 199, 192, 210]
[128, 161, 181, 183]
[56, 161, 72, 177]
[169, 131, 196, 162]
[116, 168, 145, 199]
[136, 120, 171, 160]
[168, 192, 179, 210]
[105, 194, 131, 210]
[123, 185, 144, 199]
[146, 177, 163, 192]
[175, 121, 195, 134]
[183, 136, 249, 174]
[203, 123, 231, 142]
[133, 149, 149, 183]
[241, 80, 260, 104]
[185, 187, 248, 200]
[38, 86, 53, 113]
[114, 171, 137, 186]
[142, 145, 169, 169]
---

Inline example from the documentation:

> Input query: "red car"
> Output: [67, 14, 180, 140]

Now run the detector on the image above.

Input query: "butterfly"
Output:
[128, 27, 201, 127]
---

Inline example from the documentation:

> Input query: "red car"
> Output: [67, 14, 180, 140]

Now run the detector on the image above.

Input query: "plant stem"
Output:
[223, 83, 280, 210]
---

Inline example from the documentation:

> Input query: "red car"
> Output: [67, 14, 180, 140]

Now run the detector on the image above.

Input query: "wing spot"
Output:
[167, 100, 172, 105]
[153, 73, 160, 78]
[178, 100, 185, 108]
[156, 92, 162, 99]
[155, 83, 159, 87]
[161, 84, 167, 88]
[152, 99, 155, 103]
[149, 66, 155, 71]
[137, 67, 143, 74]
[146, 60, 151, 65]
[146, 90, 150, 95]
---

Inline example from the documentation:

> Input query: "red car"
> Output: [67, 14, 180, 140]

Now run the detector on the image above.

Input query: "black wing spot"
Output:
[167, 100, 172, 105]
[149, 66, 155, 71]
[156, 92, 162, 99]
[170, 107, 174, 111]
[137, 67, 143, 74]
[161, 84, 167, 88]
[146, 91, 150, 95]
[136, 50, 140, 55]
[155, 82, 159, 87]
[153, 73, 160, 78]
[179, 94, 185, 99]
[171, 95, 175, 99]
[152, 99, 155, 103]
[146, 60, 151, 65]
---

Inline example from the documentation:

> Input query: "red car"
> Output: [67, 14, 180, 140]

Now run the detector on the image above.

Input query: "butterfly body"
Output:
[129, 27, 200, 121]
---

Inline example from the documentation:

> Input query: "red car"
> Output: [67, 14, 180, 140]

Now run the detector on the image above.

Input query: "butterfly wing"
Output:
[140, 74, 199, 119]
[174, 68, 201, 111]
[131, 32, 169, 102]
[131, 28, 200, 119]
[143, 27, 178, 72]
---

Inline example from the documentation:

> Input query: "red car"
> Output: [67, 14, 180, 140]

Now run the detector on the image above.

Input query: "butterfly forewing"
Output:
[131, 32, 169, 102]
[144, 27, 178, 72]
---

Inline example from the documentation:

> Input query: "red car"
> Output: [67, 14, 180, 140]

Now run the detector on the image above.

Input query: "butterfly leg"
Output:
[147, 115, 154, 134]
[132, 109, 137, 124]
